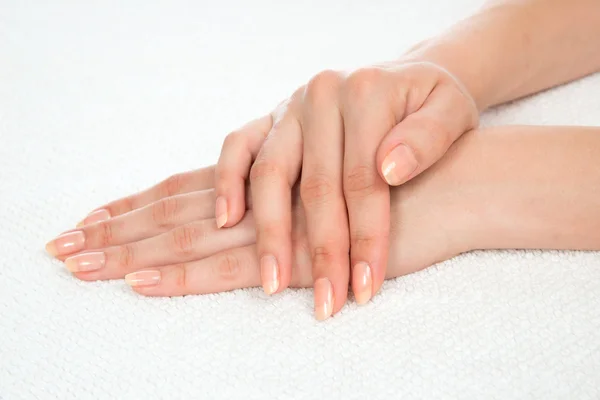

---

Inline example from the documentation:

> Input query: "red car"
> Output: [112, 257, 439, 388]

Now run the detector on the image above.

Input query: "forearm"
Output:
[442, 125, 600, 252]
[402, 0, 600, 110]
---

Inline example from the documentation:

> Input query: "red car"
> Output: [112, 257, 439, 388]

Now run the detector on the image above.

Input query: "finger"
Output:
[214, 115, 273, 229]
[299, 70, 349, 320]
[126, 246, 260, 296]
[66, 213, 256, 281]
[377, 83, 477, 186]
[341, 69, 396, 307]
[77, 166, 216, 226]
[249, 102, 303, 296]
[124, 242, 313, 297]
[47, 190, 217, 260]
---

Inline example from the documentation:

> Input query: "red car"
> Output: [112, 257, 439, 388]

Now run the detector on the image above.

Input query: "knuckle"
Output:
[222, 130, 244, 149]
[256, 222, 283, 245]
[95, 222, 114, 247]
[305, 70, 341, 104]
[311, 245, 336, 270]
[117, 244, 136, 271]
[215, 252, 242, 281]
[172, 263, 189, 290]
[289, 86, 305, 104]
[300, 173, 336, 206]
[344, 67, 383, 101]
[151, 197, 180, 228]
[344, 165, 378, 199]
[161, 173, 187, 197]
[120, 196, 135, 213]
[249, 159, 284, 183]
[351, 230, 388, 251]
[170, 225, 200, 256]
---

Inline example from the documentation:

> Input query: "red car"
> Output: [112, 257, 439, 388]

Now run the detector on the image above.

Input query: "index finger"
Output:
[77, 167, 216, 226]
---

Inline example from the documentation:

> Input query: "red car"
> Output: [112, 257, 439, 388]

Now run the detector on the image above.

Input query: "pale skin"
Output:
[210, 0, 600, 319]
[45, 0, 600, 319]
[45, 125, 600, 296]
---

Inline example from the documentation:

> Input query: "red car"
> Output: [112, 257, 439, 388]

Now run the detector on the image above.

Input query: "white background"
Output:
[2, 0, 600, 398]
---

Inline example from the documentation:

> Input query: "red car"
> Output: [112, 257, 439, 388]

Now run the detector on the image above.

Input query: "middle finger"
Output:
[47, 189, 219, 260]
[64, 212, 257, 281]
[299, 70, 349, 321]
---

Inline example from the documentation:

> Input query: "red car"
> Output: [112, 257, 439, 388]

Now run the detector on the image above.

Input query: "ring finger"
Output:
[77, 166, 218, 226]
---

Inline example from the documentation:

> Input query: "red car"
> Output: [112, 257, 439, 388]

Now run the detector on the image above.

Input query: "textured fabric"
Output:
[2, 1, 600, 399]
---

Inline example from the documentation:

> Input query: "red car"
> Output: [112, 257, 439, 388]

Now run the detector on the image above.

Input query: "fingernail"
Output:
[260, 254, 279, 295]
[215, 196, 228, 228]
[77, 209, 111, 228]
[381, 144, 418, 185]
[45, 231, 85, 257]
[125, 270, 161, 287]
[353, 262, 373, 305]
[65, 252, 106, 272]
[314, 277, 333, 321]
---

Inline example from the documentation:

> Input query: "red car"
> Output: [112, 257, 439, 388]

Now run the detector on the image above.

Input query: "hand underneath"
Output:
[45, 146, 473, 303]
[213, 61, 478, 318]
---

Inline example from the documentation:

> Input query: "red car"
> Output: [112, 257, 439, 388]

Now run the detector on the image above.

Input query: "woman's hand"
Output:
[45, 150, 473, 306]
[213, 61, 478, 318]
[208, 0, 600, 318]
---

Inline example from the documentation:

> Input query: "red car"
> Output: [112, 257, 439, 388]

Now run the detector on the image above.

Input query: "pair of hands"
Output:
[46, 60, 478, 320]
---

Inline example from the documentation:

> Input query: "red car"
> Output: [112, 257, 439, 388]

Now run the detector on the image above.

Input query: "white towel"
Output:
[1, 0, 599, 398]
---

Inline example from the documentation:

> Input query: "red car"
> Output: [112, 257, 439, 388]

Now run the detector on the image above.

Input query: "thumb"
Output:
[377, 84, 478, 186]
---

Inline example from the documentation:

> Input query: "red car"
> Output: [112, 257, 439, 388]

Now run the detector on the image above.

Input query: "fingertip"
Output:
[331, 288, 348, 316]
[76, 209, 111, 229]
[215, 178, 251, 228]
[380, 144, 418, 186]
[314, 277, 334, 321]
[260, 254, 280, 295]
[45, 241, 58, 257]
[215, 196, 228, 228]
[352, 261, 373, 305]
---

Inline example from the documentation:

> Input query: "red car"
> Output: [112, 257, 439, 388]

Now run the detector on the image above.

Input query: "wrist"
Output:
[389, 135, 481, 262]
[389, 129, 515, 256]
[398, 1, 535, 111]
[400, 37, 494, 112]
[427, 126, 600, 253]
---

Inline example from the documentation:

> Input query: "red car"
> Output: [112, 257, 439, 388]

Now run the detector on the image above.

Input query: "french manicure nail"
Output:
[215, 196, 228, 228]
[381, 144, 418, 186]
[260, 254, 279, 295]
[125, 270, 161, 287]
[353, 262, 373, 305]
[65, 252, 106, 272]
[45, 231, 85, 257]
[78, 209, 111, 228]
[314, 277, 333, 321]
